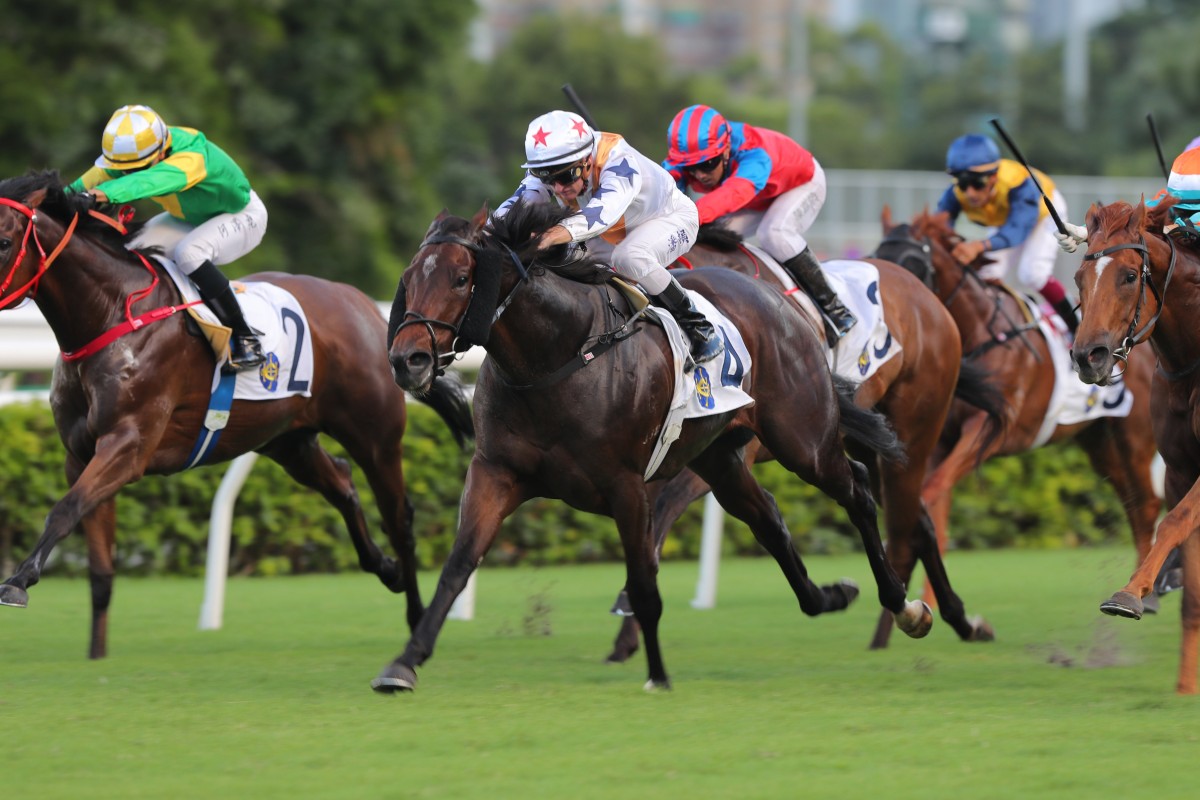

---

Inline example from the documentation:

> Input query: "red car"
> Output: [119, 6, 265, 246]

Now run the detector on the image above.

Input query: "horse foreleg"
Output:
[1102, 467, 1200, 620]
[372, 458, 523, 693]
[608, 480, 670, 691]
[1177, 532, 1200, 695]
[0, 425, 150, 613]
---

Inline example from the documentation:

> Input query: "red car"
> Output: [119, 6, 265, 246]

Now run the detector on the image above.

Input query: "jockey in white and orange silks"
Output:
[497, 109, 723, 364]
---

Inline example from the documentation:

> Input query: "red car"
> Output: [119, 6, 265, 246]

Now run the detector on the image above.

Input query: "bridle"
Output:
[0, 197, 79, 310]
[392, 231, 529, 375]
[1080, 235, 1175, 371]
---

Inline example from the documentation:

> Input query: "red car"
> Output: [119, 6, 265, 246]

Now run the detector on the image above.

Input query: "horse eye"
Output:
[0, 237, 11, 251]
[1124, 271, 1138, 284]
[454, 274, 469, 288]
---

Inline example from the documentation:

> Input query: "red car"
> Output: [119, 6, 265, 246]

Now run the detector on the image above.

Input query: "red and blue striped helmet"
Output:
[665, 105, 730, 169]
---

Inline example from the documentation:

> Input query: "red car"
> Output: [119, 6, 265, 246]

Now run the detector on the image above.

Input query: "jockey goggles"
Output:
[684, 154, 724, 174]
[952, 170, 996, 190]
[531, 161, 587, 186]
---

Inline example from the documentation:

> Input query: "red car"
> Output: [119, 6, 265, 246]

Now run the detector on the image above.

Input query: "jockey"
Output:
[662, 104, 856, 339]
[938, 133, 1077, 335]
[497, 109, 723, 364]
[67, 104, 267, 371]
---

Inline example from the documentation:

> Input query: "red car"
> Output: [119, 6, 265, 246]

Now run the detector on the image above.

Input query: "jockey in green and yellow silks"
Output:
[67, 105, 267, 370]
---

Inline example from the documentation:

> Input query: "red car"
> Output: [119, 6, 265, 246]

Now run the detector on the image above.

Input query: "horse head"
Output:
[875, 207, 935, 290]
[1072, 198, 1177, 385]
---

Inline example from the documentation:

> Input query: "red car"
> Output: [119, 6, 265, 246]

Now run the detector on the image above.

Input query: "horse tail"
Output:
[415, 373, 476, 448]
[833, 375, 907, 465]
[953, 357, 1008, 464]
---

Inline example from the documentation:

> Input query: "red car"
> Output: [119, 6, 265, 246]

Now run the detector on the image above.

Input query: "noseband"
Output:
[872, 226, 935, 290]
[1081, 236, 1175, 367]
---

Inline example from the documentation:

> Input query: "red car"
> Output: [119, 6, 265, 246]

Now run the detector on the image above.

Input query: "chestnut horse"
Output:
[0, 171, 473, 658]
[875, 209, 1161, 635]
[379, 201, 934, 692]
[604, 223, 1004, 663]
[1072, 198, 1200, 694]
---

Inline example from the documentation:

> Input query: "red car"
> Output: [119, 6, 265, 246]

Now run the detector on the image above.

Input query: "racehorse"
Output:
[378, 200, 934, 692]
[876, 208, 1161, 632]
[603, 222, 1004, 663]
[1071, 197, 1200, 694]
[0, 170, 473, 659]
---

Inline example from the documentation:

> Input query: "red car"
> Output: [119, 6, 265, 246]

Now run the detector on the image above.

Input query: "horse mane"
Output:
[486, 199, 614, 285]
[0, 169, 146, 258]
[695, 222, 745, 252]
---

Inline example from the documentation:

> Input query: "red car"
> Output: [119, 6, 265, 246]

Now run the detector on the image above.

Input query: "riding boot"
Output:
[1050, 296, 1079, 336]
[781, 247, 857, 339]
[189, 260, 266, 371]
[651, 276, 724, 365]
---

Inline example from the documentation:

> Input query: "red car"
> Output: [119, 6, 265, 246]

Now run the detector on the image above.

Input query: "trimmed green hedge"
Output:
[0, 399, 1138, 577]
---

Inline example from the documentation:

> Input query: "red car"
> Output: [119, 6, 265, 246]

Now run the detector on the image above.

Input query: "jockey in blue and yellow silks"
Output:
[67, 104, 268, 370]
[937, 133, 1077, 334]
[497, 109, 722, 364]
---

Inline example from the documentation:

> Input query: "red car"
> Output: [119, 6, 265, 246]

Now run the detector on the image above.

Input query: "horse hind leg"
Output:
[260, 431, 406, 593]
[688, 442, 859, 618]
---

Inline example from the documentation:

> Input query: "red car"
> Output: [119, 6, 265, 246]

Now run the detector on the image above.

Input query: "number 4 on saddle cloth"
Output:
[157, 257, 316, 466]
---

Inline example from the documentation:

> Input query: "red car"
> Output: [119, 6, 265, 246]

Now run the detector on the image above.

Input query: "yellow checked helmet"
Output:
[96, 105, 171, 170]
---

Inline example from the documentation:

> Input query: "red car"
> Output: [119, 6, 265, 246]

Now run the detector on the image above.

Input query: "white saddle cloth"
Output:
[161, 259, 315, 401]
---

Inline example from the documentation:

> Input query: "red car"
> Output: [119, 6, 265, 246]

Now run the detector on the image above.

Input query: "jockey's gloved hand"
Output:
[77, 191, 96, 210]
[1054, 222, 1088, 253]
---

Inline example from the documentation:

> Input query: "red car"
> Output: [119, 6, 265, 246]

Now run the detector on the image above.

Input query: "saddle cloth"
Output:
[643, 291, 754, 480]
[1022, 295, 1133, 447]
[159, 258, 315, 401]
[744, 243, 902, 383]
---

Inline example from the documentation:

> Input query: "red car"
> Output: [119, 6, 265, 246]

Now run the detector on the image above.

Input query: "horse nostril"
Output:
[405, 352, 432, 372]
[1085, 345, 1110, 368]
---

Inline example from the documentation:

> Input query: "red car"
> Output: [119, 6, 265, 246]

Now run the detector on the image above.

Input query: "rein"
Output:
[1081, 236, 1175, 371]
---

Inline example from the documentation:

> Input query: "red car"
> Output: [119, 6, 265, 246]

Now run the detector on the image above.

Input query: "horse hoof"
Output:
[895, 599, 933, 639]
[371, 663, 417, 693]
[1100, 591, 1143, 620]
[825, 578, 860, 611]
[0, 584, 29, 608]
[604, 644, 637, 664]
[1141, 593, 1160, 615]
[610, 590, 634, 617]
[643, 678, 672, 693]
[966, 615, 995, 642]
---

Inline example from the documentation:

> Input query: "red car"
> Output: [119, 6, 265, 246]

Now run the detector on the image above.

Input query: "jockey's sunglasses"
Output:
[684, 154, 724, 174]
[531, 162, 587, 186]
[952, 170, 996, 190]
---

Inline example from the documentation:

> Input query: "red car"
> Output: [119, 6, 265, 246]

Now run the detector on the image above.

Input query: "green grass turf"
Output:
[2, 547, 1196, 799]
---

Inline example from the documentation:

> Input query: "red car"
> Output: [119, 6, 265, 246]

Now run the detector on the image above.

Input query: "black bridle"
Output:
[1080, 236, 1175, 372]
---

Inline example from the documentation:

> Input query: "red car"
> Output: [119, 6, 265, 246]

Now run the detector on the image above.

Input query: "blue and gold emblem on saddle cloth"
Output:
[694, 365, 715, 410]
[258, 352, 281, 392]
[857, 346, 871, 376]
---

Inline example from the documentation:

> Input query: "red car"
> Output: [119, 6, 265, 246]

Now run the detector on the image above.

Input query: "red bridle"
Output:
[0, 196, 69, 310]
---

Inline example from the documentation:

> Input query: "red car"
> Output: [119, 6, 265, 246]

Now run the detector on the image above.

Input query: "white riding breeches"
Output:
[721, 160, 827, 263]
[610, 190, 699, 295]
[128, 190, 268, 275]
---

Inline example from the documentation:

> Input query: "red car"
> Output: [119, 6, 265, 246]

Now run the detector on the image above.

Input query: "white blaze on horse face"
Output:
[420, 253, 440, 278]
[1089, 255, 1112, 303]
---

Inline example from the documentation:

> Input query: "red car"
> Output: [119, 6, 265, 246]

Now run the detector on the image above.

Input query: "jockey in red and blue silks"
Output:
[938, 133, 1078, 335]
[662, 104, 856, 339]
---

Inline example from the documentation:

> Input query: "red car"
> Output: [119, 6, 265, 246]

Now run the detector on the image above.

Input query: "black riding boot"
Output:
[781, 247, 857, 339]
[1050, 296, 1079, 336]
[190, 260, 265, 371]
[651, 277, 724, 365]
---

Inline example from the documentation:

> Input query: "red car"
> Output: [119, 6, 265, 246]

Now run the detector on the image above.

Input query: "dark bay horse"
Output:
[1071, 198, 1200, 694]
[876, 208, 1161, 621]
[0, 171, 473, 658]
[604, 223, 1002, 662]
[379, 200, 934, 692]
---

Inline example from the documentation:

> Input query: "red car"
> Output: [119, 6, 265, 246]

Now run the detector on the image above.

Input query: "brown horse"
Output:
[379, 200, 935, 692]
[1071, 198, 1200, 694]
[0, 170, 473, 658]
[876, 209, 1161, 628]
[604, 223, 1003, 662]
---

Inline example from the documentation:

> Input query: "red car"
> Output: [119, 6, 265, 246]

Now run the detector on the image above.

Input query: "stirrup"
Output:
[226, 336, 266, 372]
[824, 307, 857, 340]
[688, 331, 725, 365]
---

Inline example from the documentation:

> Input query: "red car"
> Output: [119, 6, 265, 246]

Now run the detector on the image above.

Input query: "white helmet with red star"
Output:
[521, 110, 595, 170]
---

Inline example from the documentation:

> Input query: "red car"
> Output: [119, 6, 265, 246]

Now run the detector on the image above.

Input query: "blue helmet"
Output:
[946, 134, 1001, 173]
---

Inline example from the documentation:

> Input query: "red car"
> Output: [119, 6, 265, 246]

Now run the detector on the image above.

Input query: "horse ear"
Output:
[1085, 202, 1101, 231]
[423, 210, 451, 240]
[23, 188, 47, 209]
[1129, 195, 1147, 233]
[468, 203, 490, 235]
[881, 205, 893, 232]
